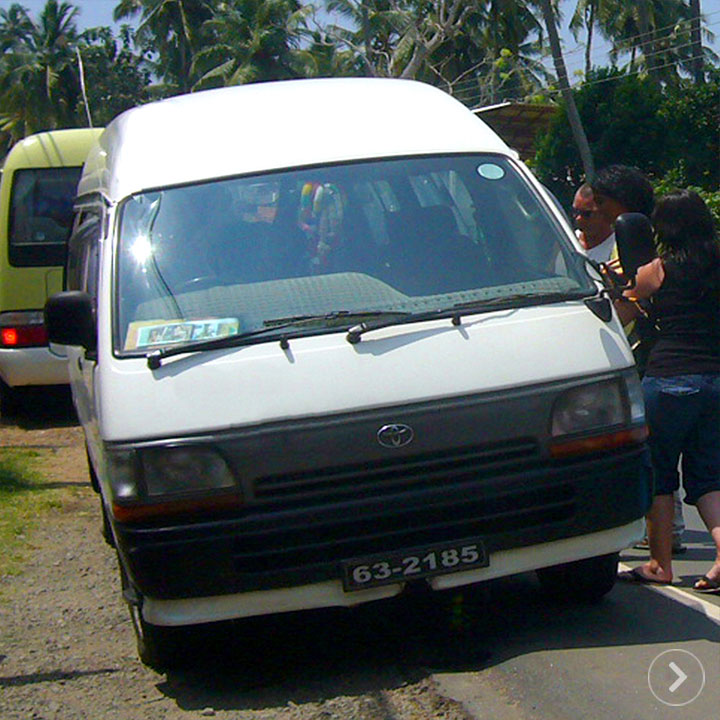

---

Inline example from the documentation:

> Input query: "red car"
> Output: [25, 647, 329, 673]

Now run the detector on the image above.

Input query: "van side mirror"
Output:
[44, 291, 97, 352]
[614, 213, 656, 283]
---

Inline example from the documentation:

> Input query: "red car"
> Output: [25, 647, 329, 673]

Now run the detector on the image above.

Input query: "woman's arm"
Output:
[613, 258, 665, 325]
[629, 257, 665, 299]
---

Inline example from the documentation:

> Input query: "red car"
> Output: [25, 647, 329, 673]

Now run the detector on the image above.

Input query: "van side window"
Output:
[66, 211, 102, 300]
[8, 167, 83, 267]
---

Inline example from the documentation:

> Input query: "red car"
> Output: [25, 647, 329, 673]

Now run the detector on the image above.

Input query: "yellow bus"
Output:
[0, 128, 102, 414]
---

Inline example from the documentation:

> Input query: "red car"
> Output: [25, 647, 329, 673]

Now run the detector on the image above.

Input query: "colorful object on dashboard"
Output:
[299, 182, 345, 269]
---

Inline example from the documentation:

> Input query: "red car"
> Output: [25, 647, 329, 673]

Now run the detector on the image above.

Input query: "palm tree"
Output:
[0, 1, 81, 143]
[114, 0, 214, 94]
[192, 0, 312, 88]
[301, 28, 361, 78]
[324, 1, 475, 80]
[325, 0, 410, 77]
[597, 0, 692, 84]
[570, 0, 708, 85]
[569, 0, 601, 77]
[0, 3, 34, 54]
[534, 0, 594, 178]
[464, 0, 548, 104]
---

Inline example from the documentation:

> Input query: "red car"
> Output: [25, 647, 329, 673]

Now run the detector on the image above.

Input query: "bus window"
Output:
[8, 167, 82, 267]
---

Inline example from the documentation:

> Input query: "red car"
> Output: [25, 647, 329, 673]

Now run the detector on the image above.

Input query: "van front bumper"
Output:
[115, 442, 653, 616]
[141, 518, 644, 626]
[0, 346, 69, 386]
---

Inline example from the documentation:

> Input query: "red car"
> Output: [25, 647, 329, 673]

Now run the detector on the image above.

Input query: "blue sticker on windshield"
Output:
[477, 163, 505, 180]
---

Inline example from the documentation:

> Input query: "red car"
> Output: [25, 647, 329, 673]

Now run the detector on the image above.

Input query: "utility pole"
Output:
[76, 46, 93, 128]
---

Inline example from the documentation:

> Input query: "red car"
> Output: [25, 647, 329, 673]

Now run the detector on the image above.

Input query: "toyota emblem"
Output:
[377, 423, 414, 448]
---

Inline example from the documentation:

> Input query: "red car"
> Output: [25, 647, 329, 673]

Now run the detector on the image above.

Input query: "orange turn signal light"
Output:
[550, 426, 649, 459]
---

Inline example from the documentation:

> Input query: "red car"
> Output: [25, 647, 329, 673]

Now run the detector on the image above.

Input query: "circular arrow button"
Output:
[648, 649, 705, 706]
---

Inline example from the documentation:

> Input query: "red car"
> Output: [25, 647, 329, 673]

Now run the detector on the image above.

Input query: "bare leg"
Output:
[637, 494, 674, 583]
[695, 490, 720, 588]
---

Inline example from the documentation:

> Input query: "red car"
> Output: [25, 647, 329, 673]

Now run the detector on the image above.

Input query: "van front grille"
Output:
[234, 481, 575, 576]
[253, 438, 541, 506]
[232, 440, 574, 581]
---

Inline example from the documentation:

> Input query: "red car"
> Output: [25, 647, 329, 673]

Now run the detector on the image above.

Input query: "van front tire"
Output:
[536, 552, 619, 604]
[128, 603, 191, 671]
[119, 559, 191, 671]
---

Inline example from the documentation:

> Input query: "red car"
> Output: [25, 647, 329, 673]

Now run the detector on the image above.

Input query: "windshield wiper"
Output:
[449, 290, 588, 314]
[264, 309, 411, 327]
[345, 290, 590, 344]
[146, 310, 411, 369]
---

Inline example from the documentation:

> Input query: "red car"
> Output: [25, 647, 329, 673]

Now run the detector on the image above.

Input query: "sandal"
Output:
[693, 575, 720, 594]
[618, 567, 672, 585]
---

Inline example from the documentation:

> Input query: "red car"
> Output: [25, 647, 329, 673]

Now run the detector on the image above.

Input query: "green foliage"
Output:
[78, 27, 151, 125]
[0, 0, 717, 180]
[532, 68, 720, 207]
[0, 1, 151, 151]
[654, 174, 720, 231]
[657, 77, 720, 191]
[0, 0, 82, 147]
[192, 0, 311, 89]
[114, 0, 214, 94]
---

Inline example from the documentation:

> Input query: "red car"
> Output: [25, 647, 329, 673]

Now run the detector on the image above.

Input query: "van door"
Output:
[65, 208, 102, 443]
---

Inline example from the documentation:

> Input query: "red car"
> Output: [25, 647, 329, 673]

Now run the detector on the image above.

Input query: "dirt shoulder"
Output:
[0, 392, 472, 720]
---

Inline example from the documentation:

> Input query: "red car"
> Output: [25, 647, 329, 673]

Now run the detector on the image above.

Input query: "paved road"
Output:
[620, 502, 720, 610]
[436, 505, 720, 719]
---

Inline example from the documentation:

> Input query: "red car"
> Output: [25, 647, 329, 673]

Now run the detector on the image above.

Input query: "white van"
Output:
[46, 79, 651, 669]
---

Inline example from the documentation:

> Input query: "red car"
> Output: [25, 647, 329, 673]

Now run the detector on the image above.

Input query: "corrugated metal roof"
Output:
[473, 102, 557, 160]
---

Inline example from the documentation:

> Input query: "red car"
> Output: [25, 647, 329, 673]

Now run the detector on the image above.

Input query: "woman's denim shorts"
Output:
[642, 373, 720, 505]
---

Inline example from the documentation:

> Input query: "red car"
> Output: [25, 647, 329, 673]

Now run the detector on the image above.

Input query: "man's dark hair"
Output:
[591, 165, 654, 217]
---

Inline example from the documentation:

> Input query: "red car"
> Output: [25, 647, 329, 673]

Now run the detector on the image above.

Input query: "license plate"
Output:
[342, 539, 489, 592]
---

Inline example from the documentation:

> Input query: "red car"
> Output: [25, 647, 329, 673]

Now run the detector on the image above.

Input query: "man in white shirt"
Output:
[587, 165, 686, 555]
[571, 183, 615, 263]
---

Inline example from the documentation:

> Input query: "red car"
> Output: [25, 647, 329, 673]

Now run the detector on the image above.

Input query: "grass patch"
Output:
[0, 449, 69, 578]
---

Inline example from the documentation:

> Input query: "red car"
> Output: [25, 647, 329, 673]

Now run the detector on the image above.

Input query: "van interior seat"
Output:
[382, 205, 489, 294]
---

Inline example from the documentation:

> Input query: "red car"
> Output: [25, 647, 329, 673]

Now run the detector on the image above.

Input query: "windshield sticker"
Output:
[125, 318, 240, 351]
[477, 163, 505, 180]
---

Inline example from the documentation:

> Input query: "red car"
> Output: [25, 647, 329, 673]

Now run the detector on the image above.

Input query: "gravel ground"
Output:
[0, 391, 475, 720]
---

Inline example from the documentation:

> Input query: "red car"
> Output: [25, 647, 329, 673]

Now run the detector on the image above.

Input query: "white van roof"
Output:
[79, 78, 514, 203]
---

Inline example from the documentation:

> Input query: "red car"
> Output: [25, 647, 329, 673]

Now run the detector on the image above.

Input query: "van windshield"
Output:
[115, 155, 594, 354]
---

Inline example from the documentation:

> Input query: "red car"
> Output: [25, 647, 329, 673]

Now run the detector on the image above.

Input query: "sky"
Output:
[11, 0, 720, 80]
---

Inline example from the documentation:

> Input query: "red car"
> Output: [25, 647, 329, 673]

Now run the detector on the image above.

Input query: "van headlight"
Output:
[105, 445, 240, 522]
[552, 379, 625, 436]
[107, 445, 236, 499]
[140, 446, 236, 496]
[550, 375, 647, 457]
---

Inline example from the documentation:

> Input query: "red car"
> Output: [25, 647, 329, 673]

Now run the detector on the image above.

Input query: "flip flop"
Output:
[693, 575, 720, 594]
[617, 567, 672, 586]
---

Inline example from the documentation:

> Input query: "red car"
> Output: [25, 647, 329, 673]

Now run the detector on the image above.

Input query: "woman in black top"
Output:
[618, 190, 720, 592]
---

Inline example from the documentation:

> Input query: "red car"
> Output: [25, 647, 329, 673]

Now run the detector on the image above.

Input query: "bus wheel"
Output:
[0, 380, 21, 417]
